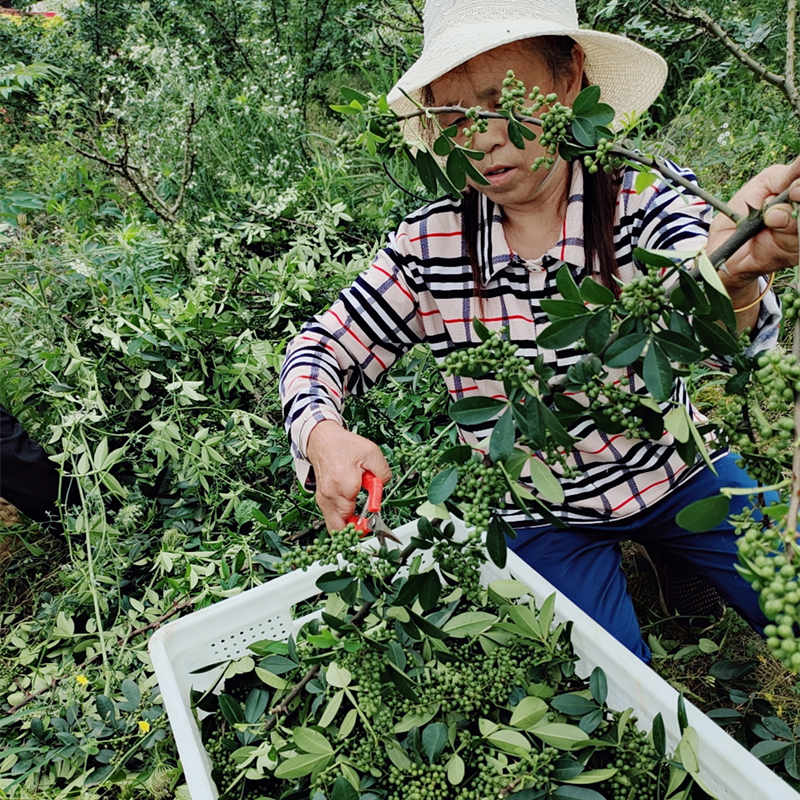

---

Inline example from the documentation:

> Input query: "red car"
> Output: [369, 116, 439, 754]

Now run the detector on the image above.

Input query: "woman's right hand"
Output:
[305, 420, 392, 532]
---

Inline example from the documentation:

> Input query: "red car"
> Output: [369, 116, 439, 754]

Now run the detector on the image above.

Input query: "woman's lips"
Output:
[483, 166, 516, 186]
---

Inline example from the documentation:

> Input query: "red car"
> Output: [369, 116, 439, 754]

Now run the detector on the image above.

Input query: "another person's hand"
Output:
[708, 156, 800, 293]
[306, 420, 392, 532]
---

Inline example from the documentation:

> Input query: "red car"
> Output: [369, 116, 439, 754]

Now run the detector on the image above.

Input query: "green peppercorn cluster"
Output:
[606, 724, 661, 800]
[781, 285, 800, 331]
[450, 457, 508, 535]
[461, 106, 489, 147]
[432, 537, 485, 601]
[533, 101, 574, 170]
[387, 762, 450, 800]
[735, 510, 800, 670]
[753, 350, 800, 411]
[206, 729, 239, 790]
[583, 137, 616, 174]
[619, 271, 668, 324]
[274, 524, 361, 574]
[366, 95, 405, 152]
[275, 523, 398, 582]
[394, 440, 436, 485]
[579, 377, 651, 440]
[444, 332, 533, 388]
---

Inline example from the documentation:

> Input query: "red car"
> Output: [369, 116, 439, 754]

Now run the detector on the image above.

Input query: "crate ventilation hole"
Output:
[209, 619, 290, 660]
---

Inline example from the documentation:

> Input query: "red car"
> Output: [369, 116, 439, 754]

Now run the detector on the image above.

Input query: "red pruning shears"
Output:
[346, 471, 401, 545]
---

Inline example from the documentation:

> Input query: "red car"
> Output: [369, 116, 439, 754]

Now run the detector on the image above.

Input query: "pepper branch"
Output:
[392, 105, 792, 269]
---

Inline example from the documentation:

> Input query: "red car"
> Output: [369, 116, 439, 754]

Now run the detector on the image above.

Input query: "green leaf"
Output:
[293, 727, 334, 755]
[316, 571, 355, 593]
[655, 330, 702, 363]
[473, 318, 492, 341]
[488, 579, 529, 599]
[244, 689, 269, 723]
[418, 571, 442, 611]
[562, 767, 618, 785]
[120, 678, 141, 710]
[584, 103, 614, 127]
[580, 276, 615, 305]
[274, 752, 332, 779]
[634, 170, 659, 194]
[572, 85, 601, 115]
[416, 150, 440, 195]
[529, 722, 590, 750]
[433, 133, 453, 156]
[697, 252, 730, 299]
[538, 316, 590, 349]
[541, 299, 587, 318]
[664, 406, 690, 443]
[446, 149, 468, 190]
[486, 516, 508, 568]
[571, 117, 597, 147]
[528, 457, 565, 505]
[585, 308, 611, 354]
[442, 611, 498, 637]
[386, 740, 412, 769]
[553, 785, 607, 799]
[490, 408, 515, 463]
[589, 668, 607, 706]
[675, 494, 730, 533]
[408, 610, 448, 640]
[652, 712, 666, 757]
[604, 333, 647, 367]
[677, 694, 688, 735]
[261, 655, 299, 675]
[486, 729, 532, 756]
[550, 693, 598, 717]
[318, 690, 344, 727]
[752, 740, 792, 764]
[556, 264, 583, 302]
[643, 342, 673, 402]
[693, 317, 739, 356]
[509, 696, 548, 729]
[449, 396, 506, 424]
[394, 705, 439, 734]
[633, 247, 676, 269]
[331, 775, 359, 800]
[326, 662, 352, 688]
[422, 722, 449, 763]
[428, 467, 460, 504]
[447, 752, 465, 785]
[218, 694, 244, 725]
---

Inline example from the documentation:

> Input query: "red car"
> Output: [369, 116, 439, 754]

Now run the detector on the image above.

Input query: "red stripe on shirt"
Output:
[442, 314, 535, 324]
[301, 335, 335, 354]
[287, 375, 341, 399]
[611, 464, 688, 512]
[372, 264, 413, 302]
[325, 310, 388, 369]
[410, 231, 462, 242]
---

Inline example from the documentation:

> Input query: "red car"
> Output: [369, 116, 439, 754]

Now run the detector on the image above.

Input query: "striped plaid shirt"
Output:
[279, 162, 780, 527]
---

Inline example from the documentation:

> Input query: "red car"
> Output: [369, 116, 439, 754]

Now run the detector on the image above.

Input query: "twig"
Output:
[8, 597, 195, 713]
[652, 0, 800, 119]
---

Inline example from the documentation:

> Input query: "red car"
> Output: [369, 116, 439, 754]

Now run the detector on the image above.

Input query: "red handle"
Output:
[345, 471, 384, 533]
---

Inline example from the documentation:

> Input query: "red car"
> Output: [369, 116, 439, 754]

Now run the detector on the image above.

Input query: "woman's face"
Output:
[430, 41, 583, 206]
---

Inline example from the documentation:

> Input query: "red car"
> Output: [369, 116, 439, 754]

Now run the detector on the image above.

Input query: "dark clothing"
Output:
[509, 453, 772, 662]
[0, 405, 69, 522]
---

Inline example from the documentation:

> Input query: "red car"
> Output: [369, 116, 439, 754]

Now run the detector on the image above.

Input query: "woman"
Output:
[279, 0, 800, 660]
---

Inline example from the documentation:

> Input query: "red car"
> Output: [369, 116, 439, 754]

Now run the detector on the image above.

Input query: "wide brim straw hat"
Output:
[387, 0, 667, 146]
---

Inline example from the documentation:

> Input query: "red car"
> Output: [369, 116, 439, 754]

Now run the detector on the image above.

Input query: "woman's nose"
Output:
[469, 117, 507, 153]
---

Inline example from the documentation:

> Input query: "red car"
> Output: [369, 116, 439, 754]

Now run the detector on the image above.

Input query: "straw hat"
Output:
[387, 0, 667, 143]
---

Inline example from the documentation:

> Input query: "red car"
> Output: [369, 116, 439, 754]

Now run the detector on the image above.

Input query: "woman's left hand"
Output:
[708, 156, 800, 297]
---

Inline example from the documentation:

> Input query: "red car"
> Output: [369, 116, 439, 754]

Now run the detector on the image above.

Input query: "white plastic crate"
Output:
[149, 519, 799, 800]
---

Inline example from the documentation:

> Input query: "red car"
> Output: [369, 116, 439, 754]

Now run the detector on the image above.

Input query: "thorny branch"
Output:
[67, 103, 204, 224]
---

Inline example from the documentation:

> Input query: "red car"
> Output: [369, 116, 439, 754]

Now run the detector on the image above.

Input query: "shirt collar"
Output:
[478, 162, 586, 285]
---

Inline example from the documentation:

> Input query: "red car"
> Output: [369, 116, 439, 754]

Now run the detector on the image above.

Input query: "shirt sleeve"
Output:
[279, 228, 425, 489]
[632, 162, 780, 362]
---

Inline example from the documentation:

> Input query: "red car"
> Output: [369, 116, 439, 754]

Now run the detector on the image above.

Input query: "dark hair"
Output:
[424, 36, 620, 296]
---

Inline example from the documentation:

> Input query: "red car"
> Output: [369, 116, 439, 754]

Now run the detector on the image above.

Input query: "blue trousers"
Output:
[510, 454, 771, 662]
